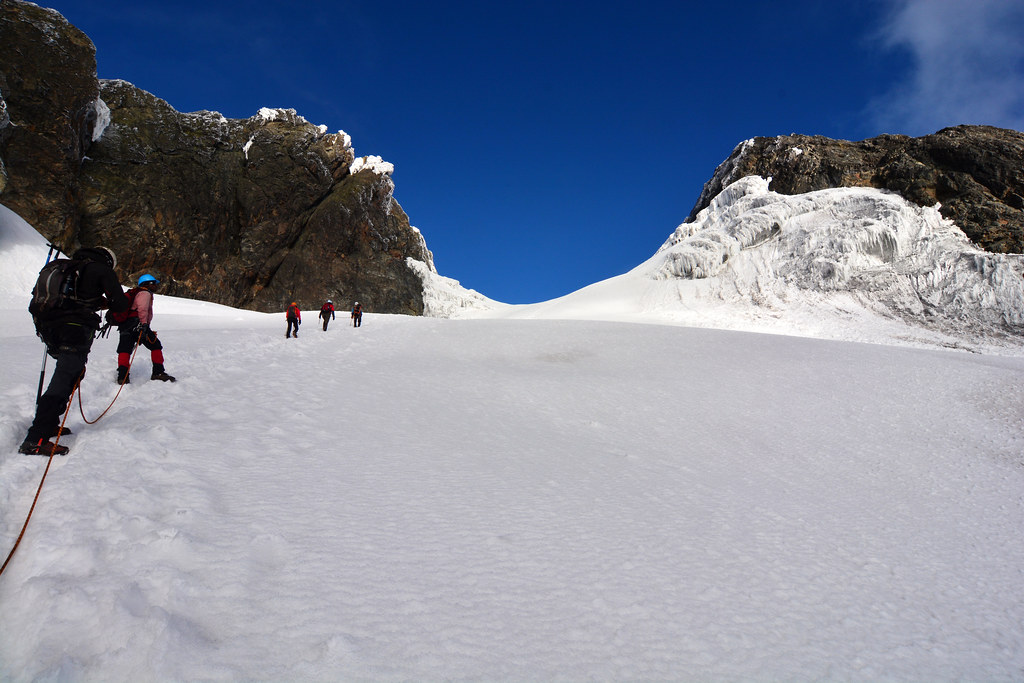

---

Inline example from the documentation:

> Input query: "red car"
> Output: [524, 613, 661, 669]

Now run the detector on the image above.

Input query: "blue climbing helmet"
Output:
[138, 274, 160, 287]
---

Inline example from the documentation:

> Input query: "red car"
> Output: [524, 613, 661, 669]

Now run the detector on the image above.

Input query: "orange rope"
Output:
[79, 331, 142, 424]
[1, 329, 143, 578]
[0, 379, 79, 578]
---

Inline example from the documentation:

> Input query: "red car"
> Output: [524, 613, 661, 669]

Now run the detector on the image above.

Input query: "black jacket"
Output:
[38, 248, 130, 328]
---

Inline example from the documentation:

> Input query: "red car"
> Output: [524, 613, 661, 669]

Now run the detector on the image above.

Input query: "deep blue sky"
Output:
[48, 0, 1024, 303]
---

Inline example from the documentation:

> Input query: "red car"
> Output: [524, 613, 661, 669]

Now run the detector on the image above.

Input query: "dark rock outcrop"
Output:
[0, 0, 434, 313]
[0, 0, 99, 240]
[689, 127, 1024, 254]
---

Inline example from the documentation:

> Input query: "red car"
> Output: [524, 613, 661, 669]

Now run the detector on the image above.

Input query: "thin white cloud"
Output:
[868, 0, 1024, 135]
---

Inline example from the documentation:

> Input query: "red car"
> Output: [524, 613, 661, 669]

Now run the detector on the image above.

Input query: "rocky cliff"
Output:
[0, 0, 434, 314]
[0, 0, 99, 240]
[689, 127, 1024, 255]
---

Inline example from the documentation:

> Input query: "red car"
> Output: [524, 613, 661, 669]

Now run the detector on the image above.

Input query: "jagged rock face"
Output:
[690, 126, 1024, 254]
[0, 0, 434, 314]
[0, 0, 99, 240]
[81, 82, 433, 313]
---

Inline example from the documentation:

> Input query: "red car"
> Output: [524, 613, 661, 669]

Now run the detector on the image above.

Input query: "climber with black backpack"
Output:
[20, 246, 130, 456]
[111, 273, 176, 384]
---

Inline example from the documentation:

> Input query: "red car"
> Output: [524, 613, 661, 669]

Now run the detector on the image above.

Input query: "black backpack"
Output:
[28, 258, 89, 316]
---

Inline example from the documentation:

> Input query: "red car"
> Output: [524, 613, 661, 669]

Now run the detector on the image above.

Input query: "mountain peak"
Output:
[690, 126, 1024, 255]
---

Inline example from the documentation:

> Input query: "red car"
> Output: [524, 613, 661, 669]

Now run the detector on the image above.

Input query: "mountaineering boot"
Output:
[151, 363, 176, 382]
[116, 366, 130, 384]
[19, 438, 69, 456]
[50, 425, 73, 437]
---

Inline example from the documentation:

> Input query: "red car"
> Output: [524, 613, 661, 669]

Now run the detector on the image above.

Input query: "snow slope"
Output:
[2, 200, 1024, 681]
[441, 176, 1024, 355]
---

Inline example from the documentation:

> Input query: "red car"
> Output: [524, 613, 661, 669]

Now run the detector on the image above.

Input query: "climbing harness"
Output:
[0, 331, 143, 578]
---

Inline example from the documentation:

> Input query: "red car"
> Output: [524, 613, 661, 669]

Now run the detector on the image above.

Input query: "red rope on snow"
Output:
[1, 331, 143, 578]
[0, 380, 78, 578]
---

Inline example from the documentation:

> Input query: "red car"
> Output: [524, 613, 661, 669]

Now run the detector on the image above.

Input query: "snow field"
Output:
[3, 177, 1024, 680]
[2, 311, 1024, 680]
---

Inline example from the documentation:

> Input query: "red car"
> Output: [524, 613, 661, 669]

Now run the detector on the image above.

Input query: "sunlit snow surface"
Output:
[435, 176, 1024, 355]
[1, 184, 1023, 681]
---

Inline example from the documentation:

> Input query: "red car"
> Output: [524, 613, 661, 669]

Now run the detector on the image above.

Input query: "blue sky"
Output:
[49, 0, 1024, 304]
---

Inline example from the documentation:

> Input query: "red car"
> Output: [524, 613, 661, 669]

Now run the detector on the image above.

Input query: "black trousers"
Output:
[117, 326, 163, 355]
[287, 318, 299, 337]
[27, 321, 94, 443]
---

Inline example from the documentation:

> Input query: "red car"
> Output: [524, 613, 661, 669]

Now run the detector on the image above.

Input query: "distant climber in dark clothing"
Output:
[351, 301, 362, 328]
[320, 300, 336, 331]
[286, 302, 301, 338]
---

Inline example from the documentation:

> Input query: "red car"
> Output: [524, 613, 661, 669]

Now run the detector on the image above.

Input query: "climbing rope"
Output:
[79, 332, 142, 424]
[1, 330, 143, 578]
[0, 380, 79, 578]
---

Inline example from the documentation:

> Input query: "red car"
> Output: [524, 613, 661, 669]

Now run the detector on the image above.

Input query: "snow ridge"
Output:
[649, 176, 1024, 335]
[407, 258, 506, 317]
[436, 176, 1023, 353]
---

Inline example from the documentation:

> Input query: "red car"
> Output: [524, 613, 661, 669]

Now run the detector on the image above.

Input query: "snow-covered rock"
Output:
[462, 176, 1024, 354]
[350, 155, 395, 176]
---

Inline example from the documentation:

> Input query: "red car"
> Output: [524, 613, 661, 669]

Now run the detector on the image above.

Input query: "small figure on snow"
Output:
[351, 301, 363, 327]
[286, 301, 301, 338]
[112, 274, 176, 384]
[320, 299, 336, 331]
